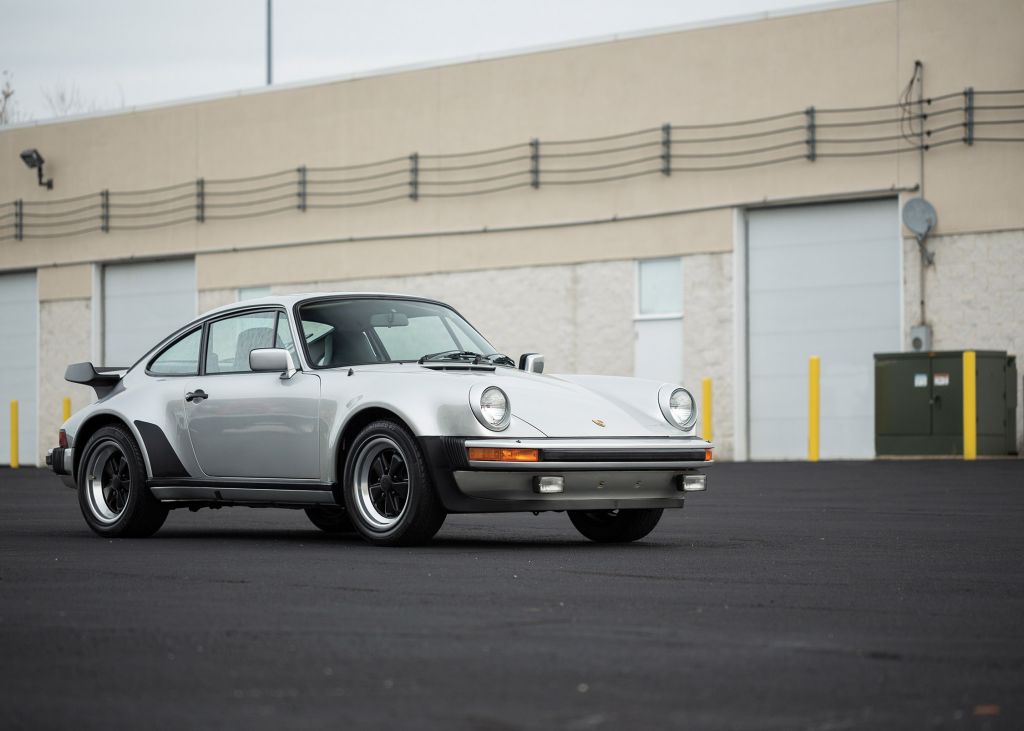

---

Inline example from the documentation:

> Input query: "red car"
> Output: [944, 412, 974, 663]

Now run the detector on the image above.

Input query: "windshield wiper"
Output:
[482, 353, 516, 367]
[418, 350, 484, 364]
[418, 350, 517, 367]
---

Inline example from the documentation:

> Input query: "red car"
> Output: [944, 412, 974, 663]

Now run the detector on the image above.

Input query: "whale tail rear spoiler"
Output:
[65, 362, 127, 398]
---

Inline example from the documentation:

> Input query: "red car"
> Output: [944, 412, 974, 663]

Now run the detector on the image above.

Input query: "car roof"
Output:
[201, 292, 448, 318]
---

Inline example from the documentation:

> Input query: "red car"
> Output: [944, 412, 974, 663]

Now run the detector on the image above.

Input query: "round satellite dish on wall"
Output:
[902, 197, 937, 239]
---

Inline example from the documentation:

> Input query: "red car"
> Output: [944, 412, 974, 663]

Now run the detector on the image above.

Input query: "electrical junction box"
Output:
[909, 324, 932, 352]
[874, 351, 1017, 456]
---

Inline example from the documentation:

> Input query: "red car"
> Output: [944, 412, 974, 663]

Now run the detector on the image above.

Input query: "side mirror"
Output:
[250, 348, 298, 379]
[518, 353, 545, 374]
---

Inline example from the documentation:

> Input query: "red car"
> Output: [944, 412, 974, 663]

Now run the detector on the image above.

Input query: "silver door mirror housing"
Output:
[518, 353, 544, 374]
[250, 348, 297, 379]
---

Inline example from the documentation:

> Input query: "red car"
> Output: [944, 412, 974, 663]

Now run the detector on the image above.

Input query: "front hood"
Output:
[495, 370, 692, 438]
[346, 363, 693, 438]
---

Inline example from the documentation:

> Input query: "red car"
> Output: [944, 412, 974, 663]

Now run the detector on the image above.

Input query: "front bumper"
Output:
[421, 436, 711, 513]
[45, 447, 76, 489]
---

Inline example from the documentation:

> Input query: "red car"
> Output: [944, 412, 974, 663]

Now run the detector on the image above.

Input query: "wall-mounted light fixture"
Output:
[20, 148, 54, 190]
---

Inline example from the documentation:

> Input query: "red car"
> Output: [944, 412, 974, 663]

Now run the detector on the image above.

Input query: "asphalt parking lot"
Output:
[1, 461, 1022, 730]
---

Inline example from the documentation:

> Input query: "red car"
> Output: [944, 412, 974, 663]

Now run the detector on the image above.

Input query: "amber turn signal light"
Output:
[705, 449, 712, 461]
[467, 447, 540, 462]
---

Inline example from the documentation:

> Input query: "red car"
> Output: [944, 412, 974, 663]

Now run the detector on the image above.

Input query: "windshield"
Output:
[297, 297, 501, 368]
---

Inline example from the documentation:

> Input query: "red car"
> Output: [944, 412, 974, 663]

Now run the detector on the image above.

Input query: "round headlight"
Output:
[477, 386, 510, 431]
[659, 386, 697, 430]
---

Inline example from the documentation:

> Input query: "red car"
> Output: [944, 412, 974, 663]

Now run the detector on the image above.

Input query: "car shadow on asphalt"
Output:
[37, 526, 682, 549]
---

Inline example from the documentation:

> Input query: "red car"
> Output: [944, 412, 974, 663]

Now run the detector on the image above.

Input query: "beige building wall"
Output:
[1, 0, 1022, 281]
[1, 0, 1022, 460]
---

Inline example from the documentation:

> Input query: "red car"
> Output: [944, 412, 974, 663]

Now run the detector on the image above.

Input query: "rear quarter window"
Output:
[148, 328, 202, 375]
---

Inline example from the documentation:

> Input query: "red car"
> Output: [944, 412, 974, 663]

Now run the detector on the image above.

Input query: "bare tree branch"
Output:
[41, 81, 99, 118]
[0, 70, 22, 126]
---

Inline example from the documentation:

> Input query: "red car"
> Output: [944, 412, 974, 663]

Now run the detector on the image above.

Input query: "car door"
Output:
[184, 309, 320, 479]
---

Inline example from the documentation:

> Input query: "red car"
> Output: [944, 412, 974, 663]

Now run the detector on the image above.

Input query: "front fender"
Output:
[319, 369, 546, 483]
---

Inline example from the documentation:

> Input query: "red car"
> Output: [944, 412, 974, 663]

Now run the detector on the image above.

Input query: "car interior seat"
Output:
[328, 330, 376, 366]
[233, 327, 275, 371]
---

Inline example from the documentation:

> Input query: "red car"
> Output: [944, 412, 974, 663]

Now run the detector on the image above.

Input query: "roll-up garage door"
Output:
[103, 259, 196, 366]
[747, 199, 900, 459]
[0, 272, 37, 465]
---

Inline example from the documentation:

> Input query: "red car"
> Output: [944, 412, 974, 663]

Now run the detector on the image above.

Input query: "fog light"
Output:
[679, 474, 707, 492]
[533, 476, 564, 494]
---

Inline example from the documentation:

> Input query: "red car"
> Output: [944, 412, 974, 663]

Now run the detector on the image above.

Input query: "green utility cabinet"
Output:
[875, 351, 1018, 456]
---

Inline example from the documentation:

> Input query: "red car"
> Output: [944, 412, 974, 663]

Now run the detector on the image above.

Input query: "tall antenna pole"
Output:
[266, 0, 273, 86]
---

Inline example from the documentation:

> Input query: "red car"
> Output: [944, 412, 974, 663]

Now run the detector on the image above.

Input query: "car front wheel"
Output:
[342, 419, 446, 546]
[568, 508, 664, 543]
[77, 425, 168, 537]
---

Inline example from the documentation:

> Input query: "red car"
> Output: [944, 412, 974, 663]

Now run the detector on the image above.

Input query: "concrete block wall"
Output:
[683, 253, 735, 460]
[903, 230, 1024, 452]
[269, 260, 638, 377]
[38, 299, 92, 462]
[194, 256, 734, 453]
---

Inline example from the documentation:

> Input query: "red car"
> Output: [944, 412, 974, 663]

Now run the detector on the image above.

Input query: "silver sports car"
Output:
[47, 293, 713, 545]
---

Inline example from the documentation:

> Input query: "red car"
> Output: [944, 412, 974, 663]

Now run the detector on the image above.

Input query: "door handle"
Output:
[185, 389, 209, 402]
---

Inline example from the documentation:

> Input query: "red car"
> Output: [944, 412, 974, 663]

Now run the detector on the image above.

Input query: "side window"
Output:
[149, 328, 202, 376]
[205, 311, 277, 374]
[275, 314, 299, 363]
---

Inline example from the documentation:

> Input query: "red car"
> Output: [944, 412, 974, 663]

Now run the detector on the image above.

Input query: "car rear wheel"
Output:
[304, 506, 356, 533]
[77, 425, 168, 537]
[342, 419, 446, 546]
[568, 508, 664, 543]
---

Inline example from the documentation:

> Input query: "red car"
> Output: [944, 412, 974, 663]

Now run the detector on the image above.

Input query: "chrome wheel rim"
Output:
[84, 440, 131, 525]
[353, 436, 410, 530]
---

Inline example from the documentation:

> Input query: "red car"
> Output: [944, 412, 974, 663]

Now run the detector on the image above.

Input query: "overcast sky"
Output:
[3, 0, 821, 122]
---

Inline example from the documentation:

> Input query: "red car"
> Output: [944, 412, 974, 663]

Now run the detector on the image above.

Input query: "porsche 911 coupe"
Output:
[47, 293, 712, 545]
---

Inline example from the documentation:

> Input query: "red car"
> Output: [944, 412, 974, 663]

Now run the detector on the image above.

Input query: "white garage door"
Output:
[104, 259, 196, 366]
[0, 272, 37, 466]
[747, 199, 900, 459]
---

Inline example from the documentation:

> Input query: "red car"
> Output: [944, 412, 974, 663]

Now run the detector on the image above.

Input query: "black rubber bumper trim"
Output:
[541, 448, 707, 462]
[419, 436, 690, 514]
[47, 447, 69, 475]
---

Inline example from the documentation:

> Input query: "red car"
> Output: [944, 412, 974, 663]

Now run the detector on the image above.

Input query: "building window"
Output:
[637, 257, 683, 317]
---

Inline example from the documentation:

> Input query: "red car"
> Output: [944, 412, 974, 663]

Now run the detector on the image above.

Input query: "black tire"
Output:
[304, 506, 356, 533]
[568, 508, 664, 543]
[77, 425, 168, 537]
[342, 419, 446, 546]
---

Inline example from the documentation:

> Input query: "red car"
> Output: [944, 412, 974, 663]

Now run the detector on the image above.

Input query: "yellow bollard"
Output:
[9, 400, 18, 469]
[63, 397, 72, 422]
[702, 377, 713, 443]
[808, 356, 820, 462]
[963, 351, 977, 460]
